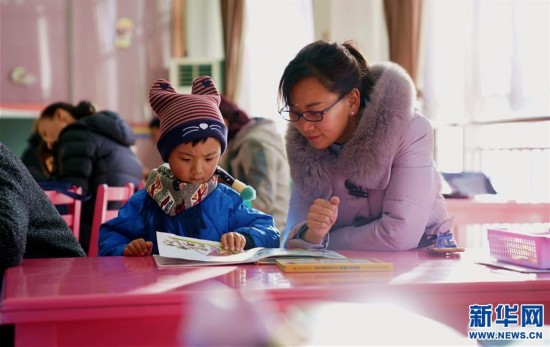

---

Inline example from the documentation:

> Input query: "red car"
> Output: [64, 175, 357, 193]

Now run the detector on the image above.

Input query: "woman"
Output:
[37, 101, 143, 253]
[279, 41, 452, 251]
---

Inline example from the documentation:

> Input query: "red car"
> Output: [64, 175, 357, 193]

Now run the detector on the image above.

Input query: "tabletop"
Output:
[2, 248, 548, 312]
[2, 247, 549, 345]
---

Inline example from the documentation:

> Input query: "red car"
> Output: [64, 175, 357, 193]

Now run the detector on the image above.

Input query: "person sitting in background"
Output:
[149, 117, 161, 143]
[0, 141, 86, 283]
[279, 40, 453, 250]
[36, 100, 143, 254]
[98, 77, 279, 256]
[219, 96, 291, 232]
[140, 117, 162, 181]
[0, 142, 86, 347]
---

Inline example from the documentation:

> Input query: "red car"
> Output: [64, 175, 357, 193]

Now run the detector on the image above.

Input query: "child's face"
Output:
[168, 137, 221, 184]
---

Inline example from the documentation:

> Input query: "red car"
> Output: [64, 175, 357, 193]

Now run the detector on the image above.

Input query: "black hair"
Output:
[40, 100, 95, 121]
[278, 40, 374, 110]
[148, 117, 160, 129]
[37, 140, 54, 178]
[190, 137, 210, 146]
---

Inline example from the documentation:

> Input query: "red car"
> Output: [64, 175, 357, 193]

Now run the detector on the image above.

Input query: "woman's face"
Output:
[37, 108, 76, 150]
[37, 116, 66, 150]
[288, 77, 359, 149]
[168, 137, 221, 185]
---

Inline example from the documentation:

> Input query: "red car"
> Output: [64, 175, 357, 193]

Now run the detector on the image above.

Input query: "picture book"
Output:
[154, 231, 346, 267]
[275, 258, 393, 273]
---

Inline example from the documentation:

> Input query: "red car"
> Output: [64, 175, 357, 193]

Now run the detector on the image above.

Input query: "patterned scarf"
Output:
[145, 163, 218, 216]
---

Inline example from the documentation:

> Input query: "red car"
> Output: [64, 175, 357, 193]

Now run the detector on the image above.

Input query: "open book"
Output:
[154, 231, 345, 267]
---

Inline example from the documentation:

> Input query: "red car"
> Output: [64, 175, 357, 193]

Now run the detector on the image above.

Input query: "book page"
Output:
[155, 231, 346, 266]
[157, 232, 264, 263]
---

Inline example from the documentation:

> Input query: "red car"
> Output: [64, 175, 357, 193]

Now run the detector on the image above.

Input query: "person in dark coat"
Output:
[36, 101, 143, 253]
[0, 141, 86, 282]
[0, 142, 86, 346]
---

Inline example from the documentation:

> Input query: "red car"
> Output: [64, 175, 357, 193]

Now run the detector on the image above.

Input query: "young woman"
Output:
[37, 101, 143, 253]
[279, 40, 453, 251]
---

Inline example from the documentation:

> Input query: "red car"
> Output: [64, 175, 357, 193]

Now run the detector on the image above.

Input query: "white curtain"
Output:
[237, 0, 315, 135]
[421, 0, 550, 123]
[422, 0, 550, 201]
[328, 0, 389, 63]
[185, 0, 225, 60]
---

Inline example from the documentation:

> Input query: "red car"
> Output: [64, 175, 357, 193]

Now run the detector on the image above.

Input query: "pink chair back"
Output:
[137, 179, 146, 190]
[89, 183, 135, 257]
[44, 187, 82, 239]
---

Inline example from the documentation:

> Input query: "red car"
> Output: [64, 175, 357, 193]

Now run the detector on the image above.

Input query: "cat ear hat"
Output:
[149, 76, 227, 162]
[149, 76, 255, 201]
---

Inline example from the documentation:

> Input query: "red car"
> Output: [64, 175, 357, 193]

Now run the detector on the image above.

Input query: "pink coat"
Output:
[283, 62, 452, 251]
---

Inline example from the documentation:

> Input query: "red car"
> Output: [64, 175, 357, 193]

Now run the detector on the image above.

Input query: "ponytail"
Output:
[72, 100, 95, 120]
[342, 41, 375, 107]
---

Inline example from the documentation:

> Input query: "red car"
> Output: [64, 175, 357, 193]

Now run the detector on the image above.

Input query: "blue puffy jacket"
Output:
[98, 185, 280, 255]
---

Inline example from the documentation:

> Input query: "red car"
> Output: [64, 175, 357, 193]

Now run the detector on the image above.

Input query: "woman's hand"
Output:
[221, 232, 246, 252]
[304, 196, 340, 244]
[123, 238, 153, 256]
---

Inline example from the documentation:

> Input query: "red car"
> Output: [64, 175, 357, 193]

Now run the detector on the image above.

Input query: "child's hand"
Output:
[304, 196, 340, 244]
[123, 238, 153, 256]
[221, 232, 246, 253]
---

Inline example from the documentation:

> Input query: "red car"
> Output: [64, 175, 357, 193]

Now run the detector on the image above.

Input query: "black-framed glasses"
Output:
[279, 94, 346, 122]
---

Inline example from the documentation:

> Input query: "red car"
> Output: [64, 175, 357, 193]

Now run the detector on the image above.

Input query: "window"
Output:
[422, 0, 550, 202]
[237, 0, 315, 136]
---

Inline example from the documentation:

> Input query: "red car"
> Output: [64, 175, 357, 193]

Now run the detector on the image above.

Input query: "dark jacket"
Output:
[52, 111, 143, 252]
[0, 142, 86, 285]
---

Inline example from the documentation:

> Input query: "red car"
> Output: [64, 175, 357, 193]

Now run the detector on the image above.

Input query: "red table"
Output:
[2, 249, 549, 346]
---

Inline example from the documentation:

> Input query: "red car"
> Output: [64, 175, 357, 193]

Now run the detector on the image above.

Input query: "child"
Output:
[98, 76, 280, 256]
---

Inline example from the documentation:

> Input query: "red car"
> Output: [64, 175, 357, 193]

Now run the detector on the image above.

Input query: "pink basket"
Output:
[487, 228, 550, 270]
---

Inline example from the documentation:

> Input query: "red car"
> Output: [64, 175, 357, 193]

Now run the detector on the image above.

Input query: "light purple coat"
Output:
[283, 62, 453, 251]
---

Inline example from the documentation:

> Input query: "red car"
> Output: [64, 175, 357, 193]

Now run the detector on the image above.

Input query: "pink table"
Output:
[2, 249, 549, 346]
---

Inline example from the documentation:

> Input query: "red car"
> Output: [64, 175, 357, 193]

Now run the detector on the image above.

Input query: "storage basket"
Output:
[487, 228, 550, 270]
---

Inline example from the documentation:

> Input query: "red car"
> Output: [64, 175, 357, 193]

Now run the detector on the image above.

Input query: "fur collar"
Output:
[286, 62, 416, 198]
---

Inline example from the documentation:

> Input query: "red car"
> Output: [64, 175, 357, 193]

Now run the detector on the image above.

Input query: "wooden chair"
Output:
[88, 183, 135, 257]
[44, 187, 82, 240]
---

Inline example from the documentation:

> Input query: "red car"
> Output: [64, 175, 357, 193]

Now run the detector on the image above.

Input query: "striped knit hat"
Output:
[149, 76, 227, 162]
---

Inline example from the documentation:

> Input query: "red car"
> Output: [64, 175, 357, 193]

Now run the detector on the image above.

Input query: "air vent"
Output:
[170, 58, 222, 93]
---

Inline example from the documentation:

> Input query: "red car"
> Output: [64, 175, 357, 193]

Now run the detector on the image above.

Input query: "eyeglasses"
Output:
[279, 94, 346, 122]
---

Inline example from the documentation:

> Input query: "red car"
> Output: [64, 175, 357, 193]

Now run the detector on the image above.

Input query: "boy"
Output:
[98, 77, 280, 256]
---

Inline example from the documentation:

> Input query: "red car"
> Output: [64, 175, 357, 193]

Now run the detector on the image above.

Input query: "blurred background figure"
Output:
[218, 96, 290, 232]
[20, 128, 50, 182]
[0, 141, 86, 282]
[148, 117, 161, 143]
[141, 117, 162, 181]
[37, 100, 143, 253]
[0, 142, 86, 347]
